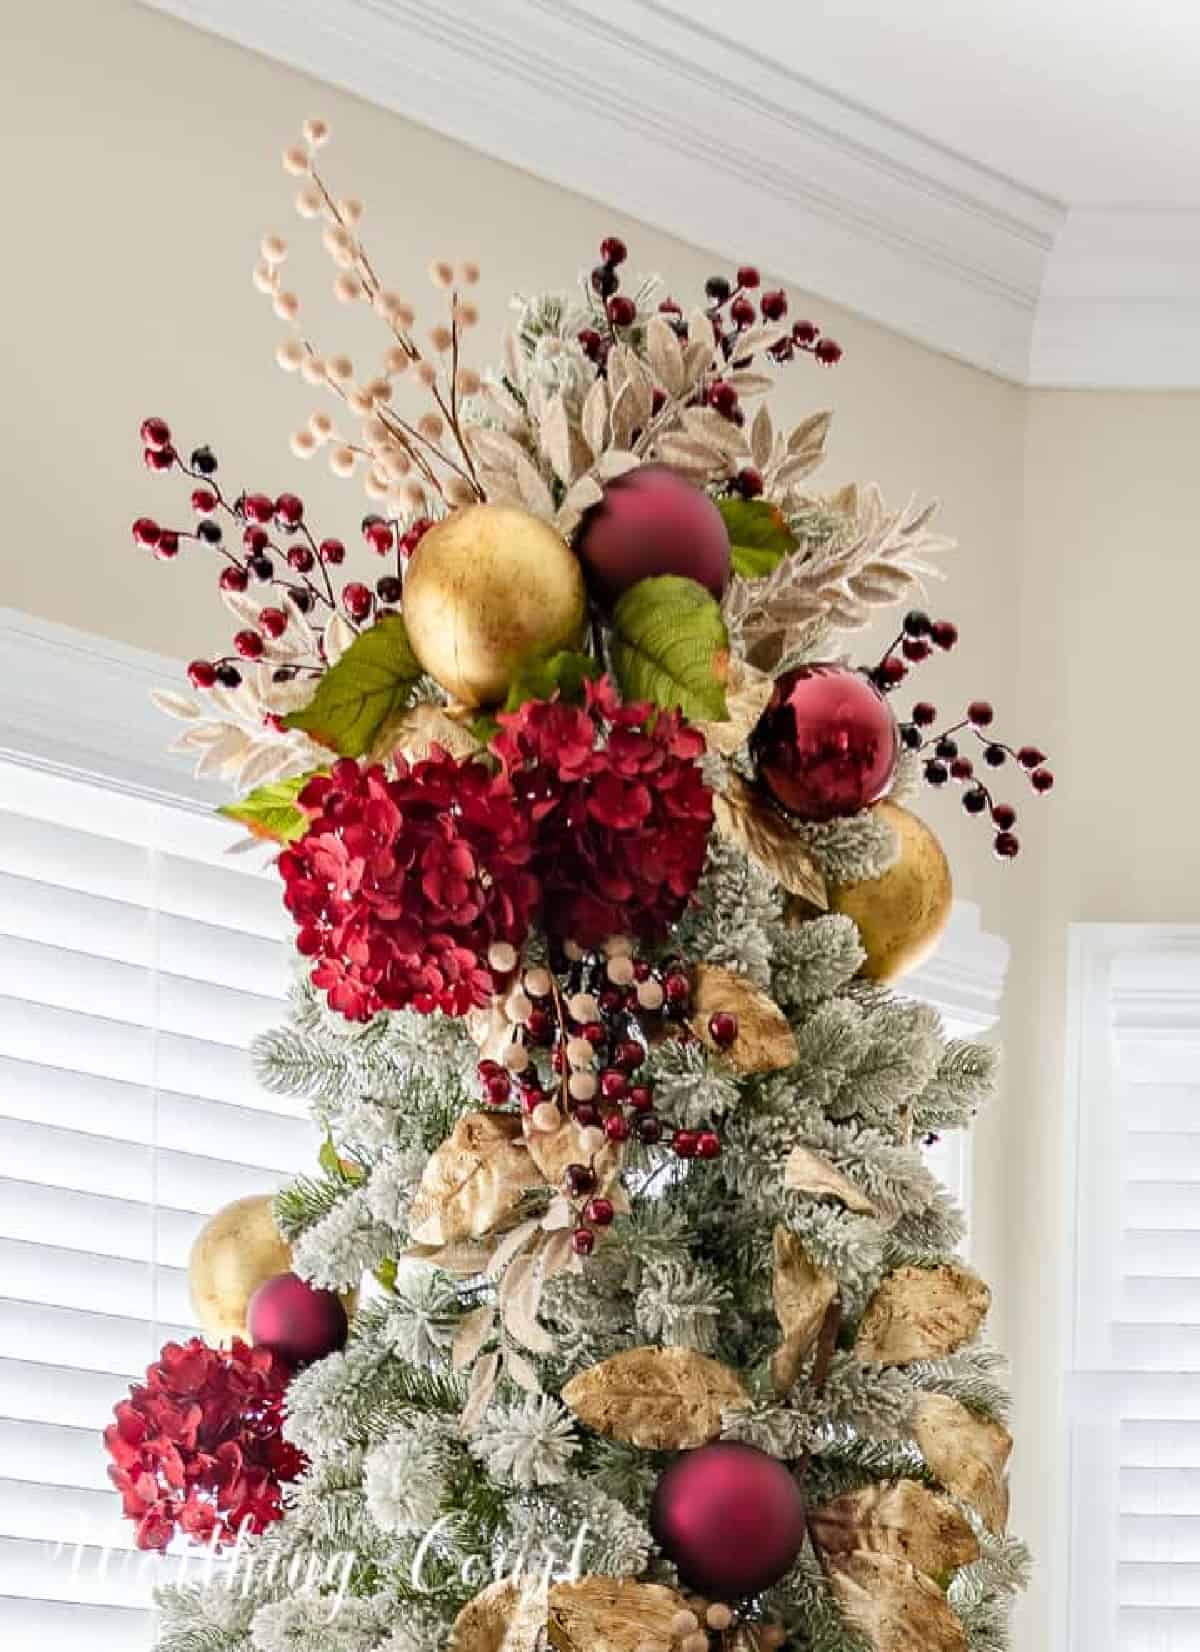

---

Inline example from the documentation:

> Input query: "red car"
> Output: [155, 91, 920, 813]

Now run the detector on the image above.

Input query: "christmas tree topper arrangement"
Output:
[112, 114, 1047, 1652]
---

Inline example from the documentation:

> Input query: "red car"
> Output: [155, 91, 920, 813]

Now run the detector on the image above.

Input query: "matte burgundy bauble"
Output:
[247, 1271, 348, 1368]
[750, 664, 899, 821]
[650, 1441, 806, 1598]
[575, 465, 731, 600]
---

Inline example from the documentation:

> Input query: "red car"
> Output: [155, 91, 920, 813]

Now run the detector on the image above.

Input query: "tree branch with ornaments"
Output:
[115, 114, 1046, 1652]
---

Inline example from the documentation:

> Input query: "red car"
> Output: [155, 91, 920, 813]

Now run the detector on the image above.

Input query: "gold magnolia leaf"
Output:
[369, 699, 484, 764]
[561, 1345, 748, 1449]
[524, 1111, 622, 1195]
[547, 1577, 689, 1652]
[408, 1113, 542, 1246]
[450, 1576, 548, 1652]
[713, 771, 828, 909]
[689, 963, 798, 1074]
[770, 1226, 838, 1394]
[911, 1392, 1012, 1535]
[811, 1480, 979, 1577]
[854, 1264, 991, 1366]
[697, 658, 774, 756]
[784, 1144, 877, 1215]
[827, 1551, 966, 1652]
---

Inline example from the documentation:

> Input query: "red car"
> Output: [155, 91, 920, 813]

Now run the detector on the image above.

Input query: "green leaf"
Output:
[218, 772, 317, 844]
[283, 615, 421, 758]
[502, 648, 599, 712]
[610, 575, 729, 721]
[718, 497, 798, 579]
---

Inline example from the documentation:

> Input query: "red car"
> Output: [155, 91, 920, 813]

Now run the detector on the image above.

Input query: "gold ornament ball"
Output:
[827, 801, 953, 984]
[402, 504, 587, 706]
[188, 1194, 292, 1345]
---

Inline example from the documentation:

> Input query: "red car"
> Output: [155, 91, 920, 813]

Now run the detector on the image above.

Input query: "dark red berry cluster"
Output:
[476, 946, 723, 1256]
[902, 700, 1053, 858]
[131, 419, 424, 696]
[701, 266, 842, 369]
[869, 611, 1054, 857]
[869, 608, 959, 692]
[579, 235, 635, 365]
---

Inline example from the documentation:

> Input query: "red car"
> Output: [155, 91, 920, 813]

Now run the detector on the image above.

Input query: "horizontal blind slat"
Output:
[0, 1592, 154, 1650]
[0, 1418, 112, 1494]
[0, 1237, 193, 1332]
[0, 1298, 191, 1377]
[0, 1359, 134, 1430]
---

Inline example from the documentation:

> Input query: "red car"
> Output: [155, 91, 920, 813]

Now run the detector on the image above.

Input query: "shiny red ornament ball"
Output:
[751, 664, 899, 822]
[650, 1441, 806, 1598]
[575, 464, 732, 601]
[246, 1271, 348, 1368]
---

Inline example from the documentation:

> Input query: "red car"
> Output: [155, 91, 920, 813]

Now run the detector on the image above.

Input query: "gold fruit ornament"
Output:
[401, 504, 587, 706]
[188, 1193, 292, 1345]
[827, 801, 952, 984]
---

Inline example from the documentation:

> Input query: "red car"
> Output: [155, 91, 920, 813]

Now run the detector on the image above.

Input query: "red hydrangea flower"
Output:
[492, 676, 713, 946]
[279, 752, 539, 1022]
[104, 1337, 303, 1552]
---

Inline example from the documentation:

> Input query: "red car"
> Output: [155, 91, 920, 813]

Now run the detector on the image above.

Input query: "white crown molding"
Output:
[1031, 208, 1200, 389]
[140, 0, 1074, 385]
[137, 0, 1200, 389]
[906, 900, 1009, 1034]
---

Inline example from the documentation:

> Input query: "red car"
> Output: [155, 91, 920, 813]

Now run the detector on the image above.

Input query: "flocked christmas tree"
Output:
[107, 114, 1055, 1652]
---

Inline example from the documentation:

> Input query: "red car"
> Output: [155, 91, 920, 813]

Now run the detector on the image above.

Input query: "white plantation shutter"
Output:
[0, 614, 317, 1651]
[1066, 927, 1200, 1651]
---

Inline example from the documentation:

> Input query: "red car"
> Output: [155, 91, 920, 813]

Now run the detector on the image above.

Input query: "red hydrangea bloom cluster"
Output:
[280, 752, 539, 1021]
[104, 1338, 302, 1552]
[492, 676, 713, 947]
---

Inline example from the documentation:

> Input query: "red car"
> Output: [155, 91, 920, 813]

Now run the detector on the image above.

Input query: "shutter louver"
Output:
[1067, 932, 1200, 1651]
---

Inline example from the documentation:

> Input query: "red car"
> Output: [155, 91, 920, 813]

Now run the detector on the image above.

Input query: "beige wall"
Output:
[1003, 391, 1200, 1644]
[7, 2, 1197, 1647]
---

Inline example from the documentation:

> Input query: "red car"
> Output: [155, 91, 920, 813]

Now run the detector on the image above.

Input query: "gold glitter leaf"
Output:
[407, 1113, 542, 1246]
[854, 1264, 990, 1365]
[561, 1345, 748, 1449]
[827, 1551, 967, 1652]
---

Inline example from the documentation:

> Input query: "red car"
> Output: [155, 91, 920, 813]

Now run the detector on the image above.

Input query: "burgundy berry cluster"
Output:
[474, 942, 723, 1257]
[868, 608, 960, 694]
[698, 265, 842, 370]
[578, 235, 635, 365]
[132, 418, 430, 693]
[901, 701, 1053, 859]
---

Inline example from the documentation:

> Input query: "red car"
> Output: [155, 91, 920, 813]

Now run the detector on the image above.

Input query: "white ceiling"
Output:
[143, 0, 1200, 390]
[655, 0, 1200, 207]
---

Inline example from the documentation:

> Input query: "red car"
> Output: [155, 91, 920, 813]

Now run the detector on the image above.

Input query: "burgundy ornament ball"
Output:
[575, 465, 731, 601]
[247, 1271, 348, 1368]
[751, 664, 899, 822]
[650, 1441, 807, 1598]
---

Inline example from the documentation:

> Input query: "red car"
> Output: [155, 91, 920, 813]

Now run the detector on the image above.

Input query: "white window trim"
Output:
[1062, 921, 1200, 1651]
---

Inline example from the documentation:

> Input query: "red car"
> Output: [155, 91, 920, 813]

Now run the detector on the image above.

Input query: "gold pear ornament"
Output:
[188, 1193, 292, 1345]
[402, 504, 587, 706]
[828, 801, 952, 984]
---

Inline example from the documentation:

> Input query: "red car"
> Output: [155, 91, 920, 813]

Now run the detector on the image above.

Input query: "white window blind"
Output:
[0, 753, 316, 1651]
[1066, 926, 1200, 1652]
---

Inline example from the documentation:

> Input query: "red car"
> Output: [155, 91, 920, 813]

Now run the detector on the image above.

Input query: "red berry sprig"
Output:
[900, 699, 1053, 859]
[130, 418, 421, 692]
[473, 942, 724, 1255]
[869, 609, 959, 693]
